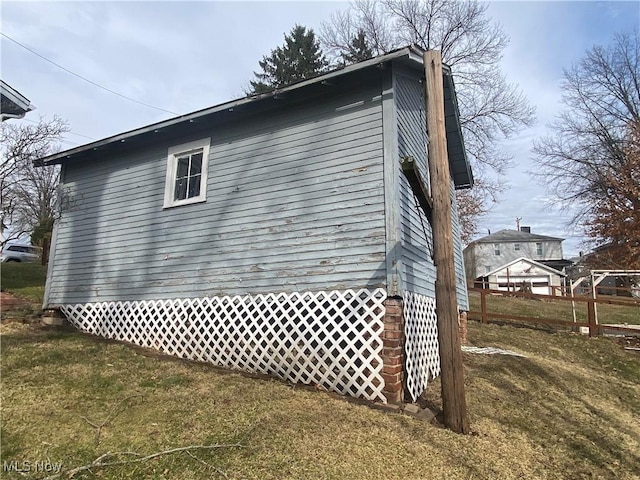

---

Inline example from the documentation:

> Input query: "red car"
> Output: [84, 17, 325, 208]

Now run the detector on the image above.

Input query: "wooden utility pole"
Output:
[423, 50, 470, 434]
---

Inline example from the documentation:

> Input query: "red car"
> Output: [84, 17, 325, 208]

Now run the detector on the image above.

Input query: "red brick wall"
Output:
[459, 310, 468, 345]
[381, 297, 404, 403]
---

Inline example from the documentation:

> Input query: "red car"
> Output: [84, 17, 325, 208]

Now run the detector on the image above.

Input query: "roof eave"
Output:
[37, 43, 472, 189]
[39, 46, 419, 165]
[485, 257, 568, 277]
[442, 71, 473, 189]
[1, 80, 35, 121]
[472, 230, 565, 243]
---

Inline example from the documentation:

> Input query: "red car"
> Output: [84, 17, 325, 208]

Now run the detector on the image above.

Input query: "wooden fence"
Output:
[467, 287, 640, 337]
[472, 279, 640, 300]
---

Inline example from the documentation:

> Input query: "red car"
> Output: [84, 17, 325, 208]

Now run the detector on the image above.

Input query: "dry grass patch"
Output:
[1, 322, 639, 479]
[468, 290, 640, 326]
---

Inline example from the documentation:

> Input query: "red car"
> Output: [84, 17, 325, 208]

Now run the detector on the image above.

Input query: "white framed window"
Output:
[514, 243, 520, 251]
[163, 138, 211, 208]
[494, 244, 501, 256]
[536, 242, 543, 256]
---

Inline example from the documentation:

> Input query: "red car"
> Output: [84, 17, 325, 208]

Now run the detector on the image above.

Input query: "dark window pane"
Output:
[176, 157, 190, 178]
[188, 174, 201, 198]
[190, 152, 203, 175]
[174, 178, 187, 200]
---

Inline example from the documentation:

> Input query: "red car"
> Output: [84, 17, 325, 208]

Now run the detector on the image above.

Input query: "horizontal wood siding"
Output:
[395, 72, 430, 189]
[396, 70, 437, 299]
[394, 68, 469, 310]
[451, 182, 469, 310]
[398, 175, 436, 298]
[47, 87, 386, 304]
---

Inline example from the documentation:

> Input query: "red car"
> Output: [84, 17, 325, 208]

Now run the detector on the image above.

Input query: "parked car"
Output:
[1, 244, 41, 263]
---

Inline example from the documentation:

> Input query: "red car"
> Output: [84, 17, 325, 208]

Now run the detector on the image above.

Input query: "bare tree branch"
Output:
[320, 0, 535, 238]
[81, 394, 144, 446]
[0, 116, 69, 247]
[533, 31, 639, 257]
[42, 444, 245, 480]
[187, 450, 230, 479]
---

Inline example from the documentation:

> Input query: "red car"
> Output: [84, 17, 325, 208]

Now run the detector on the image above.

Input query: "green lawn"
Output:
[1, 262, 48, 303]
[1, 321, 639, 479]
[1, 270, 639, 478]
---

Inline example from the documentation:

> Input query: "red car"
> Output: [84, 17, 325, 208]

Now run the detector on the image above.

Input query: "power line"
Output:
[65, 131, 95, 141]
[1, 32, 179, 115]
[23, 118, 96, 141]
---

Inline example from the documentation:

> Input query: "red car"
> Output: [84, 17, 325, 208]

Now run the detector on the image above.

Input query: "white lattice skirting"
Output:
[61, 289, 387, 402]
[403, 291, 441, 402]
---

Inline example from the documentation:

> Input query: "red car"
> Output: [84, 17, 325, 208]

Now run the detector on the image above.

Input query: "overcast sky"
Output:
[2, 1, 639, 257]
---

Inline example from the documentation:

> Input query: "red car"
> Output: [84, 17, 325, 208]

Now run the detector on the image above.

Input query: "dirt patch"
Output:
[1, 291, 32, 309]
[617, 335, 640, 352]
[0, 291, 40, 323]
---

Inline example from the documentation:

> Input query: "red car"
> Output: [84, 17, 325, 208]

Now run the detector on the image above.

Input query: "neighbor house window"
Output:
[514, 243, 520, 251]
[494, 244, 500, 255]
[536, 242, 543, 256]
[163, 138, 211, 208]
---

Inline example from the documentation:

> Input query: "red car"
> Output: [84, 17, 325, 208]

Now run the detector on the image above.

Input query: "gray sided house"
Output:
[464, 228, 564, 284]
[40, 46, 472, 404]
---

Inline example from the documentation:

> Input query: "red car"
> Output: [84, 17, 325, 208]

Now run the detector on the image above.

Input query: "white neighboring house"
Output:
[482, 257, 567, 295]
[1, 80, 35, 121]
[464, 227, 565, 284]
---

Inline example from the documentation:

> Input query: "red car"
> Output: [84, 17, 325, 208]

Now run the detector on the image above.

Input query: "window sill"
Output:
[163, 196, 207, 209]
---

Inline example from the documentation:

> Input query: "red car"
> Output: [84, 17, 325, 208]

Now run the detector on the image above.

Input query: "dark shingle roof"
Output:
[471, 229, 564, 244]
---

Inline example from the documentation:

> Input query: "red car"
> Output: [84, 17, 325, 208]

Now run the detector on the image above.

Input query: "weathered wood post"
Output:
[480, 289, 488, 325]
[587, 299, 597, 337]
[423, 50, 470, 434]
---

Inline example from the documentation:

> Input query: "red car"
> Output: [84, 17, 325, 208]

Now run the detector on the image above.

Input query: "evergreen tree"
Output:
[340, 29, 373, 65]
[249, 25, 329, 94]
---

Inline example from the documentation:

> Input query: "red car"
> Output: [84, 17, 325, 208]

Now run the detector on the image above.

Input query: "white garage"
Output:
[485, 258, 566, 295]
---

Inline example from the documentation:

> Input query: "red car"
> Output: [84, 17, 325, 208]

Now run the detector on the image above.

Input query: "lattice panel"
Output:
[61, 289, 387, 402]
[403, 291, 440, 402]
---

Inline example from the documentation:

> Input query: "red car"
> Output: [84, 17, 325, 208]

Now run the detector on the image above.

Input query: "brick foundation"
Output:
[381, 297, 405, 403]
[458, 310, 468, 345]
[41, 308, 69, 327]
[381, 300, 469, 403]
